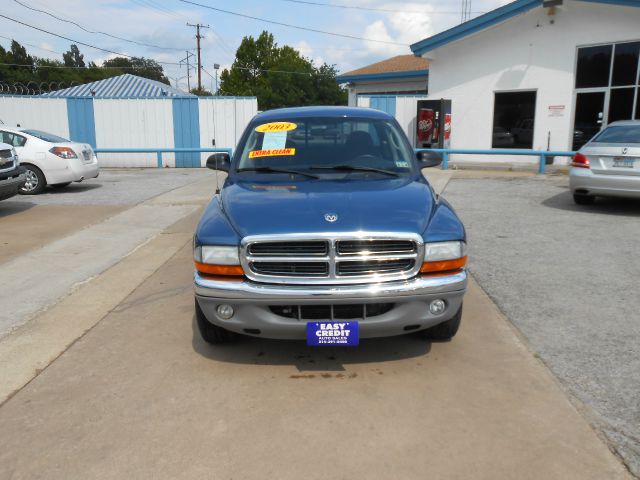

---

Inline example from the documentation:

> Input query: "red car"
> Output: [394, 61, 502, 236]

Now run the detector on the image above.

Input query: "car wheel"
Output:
[51, 182, 72, 189]
[422, 304, 462, 341]
[19, 165, 46, 195]
[573, 193, 595, 205]
[195, 299, 236, 344]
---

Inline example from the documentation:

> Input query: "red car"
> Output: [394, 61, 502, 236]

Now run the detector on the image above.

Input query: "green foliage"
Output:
[190, 87, 213, 96]
[0, 41, 169, 94]
[219, 31, 347, 109]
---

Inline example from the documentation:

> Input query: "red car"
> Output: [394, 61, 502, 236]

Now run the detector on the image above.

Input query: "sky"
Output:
[0, 0, 510, 92]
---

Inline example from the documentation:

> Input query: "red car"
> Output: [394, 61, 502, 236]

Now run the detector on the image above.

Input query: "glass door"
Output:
[573, 91, 606, 150]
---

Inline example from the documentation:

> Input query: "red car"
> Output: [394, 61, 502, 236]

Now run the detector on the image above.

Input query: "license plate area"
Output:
[306, 321, 359, 346]
[611, 156, 637, 168]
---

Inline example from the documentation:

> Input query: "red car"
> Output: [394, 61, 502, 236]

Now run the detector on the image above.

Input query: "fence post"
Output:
[156, 151, 163, 168]
[538, 154, 546, 174]
[442, 151, 449, 170]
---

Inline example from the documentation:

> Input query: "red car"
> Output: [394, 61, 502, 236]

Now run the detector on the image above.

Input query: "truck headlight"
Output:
[194, 245, 244, 278]
[420, 241, 467, 274]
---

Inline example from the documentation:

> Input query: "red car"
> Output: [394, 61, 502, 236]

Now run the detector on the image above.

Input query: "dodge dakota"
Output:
[193, 107, 467, 346]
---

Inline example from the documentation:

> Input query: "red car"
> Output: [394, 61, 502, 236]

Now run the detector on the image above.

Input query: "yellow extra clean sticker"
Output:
[249, 148, 296, 159]
[255, 122, 297, 133]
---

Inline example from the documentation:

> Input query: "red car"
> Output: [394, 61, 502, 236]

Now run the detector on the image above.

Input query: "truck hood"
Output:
[221, 177, 434, 237]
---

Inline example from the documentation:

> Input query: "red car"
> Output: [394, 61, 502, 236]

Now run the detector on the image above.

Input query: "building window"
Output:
[492, 91, 536, 149]
[576, 45, 612, 89]
[573, 41, 640, 149]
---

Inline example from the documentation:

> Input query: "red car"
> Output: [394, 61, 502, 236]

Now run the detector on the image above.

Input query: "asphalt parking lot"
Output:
[0, 169, 636, 479]
[445, 173, 640, 476]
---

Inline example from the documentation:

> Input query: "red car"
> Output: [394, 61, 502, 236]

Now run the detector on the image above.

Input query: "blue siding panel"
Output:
[172, 98, 201, 167]
[369, 96, 397, 116]
[67, 98, 96, 147]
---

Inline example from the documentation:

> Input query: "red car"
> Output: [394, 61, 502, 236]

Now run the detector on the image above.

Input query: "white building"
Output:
[409, 0, 640, 164]
[337, 55, 428, 107]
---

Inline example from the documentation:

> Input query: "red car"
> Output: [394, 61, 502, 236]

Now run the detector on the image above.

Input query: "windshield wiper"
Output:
[236, 166, 319, 179]
[310, 165, 400, 177]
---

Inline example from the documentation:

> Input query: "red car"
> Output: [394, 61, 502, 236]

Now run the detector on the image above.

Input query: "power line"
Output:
[279, 0, 485, 15]
[0, 13, 182, 65]
[0, 61, 175, 69]
[177, 0, 408, 46]
[12, 0, 188, 51]
[0, 34, 64, 55]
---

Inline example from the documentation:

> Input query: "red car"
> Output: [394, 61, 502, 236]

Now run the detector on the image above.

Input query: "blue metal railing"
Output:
[416, 148, 577, 174]
[93, 147, 232, 168]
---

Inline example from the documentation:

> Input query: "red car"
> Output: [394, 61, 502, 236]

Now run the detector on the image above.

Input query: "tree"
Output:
[63, 44, 85, 68]
[220, 31, 346, 109]
[102, 57, 170, 84]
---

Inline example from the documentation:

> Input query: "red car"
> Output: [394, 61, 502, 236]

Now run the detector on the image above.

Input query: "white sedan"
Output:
[0, 128, 99, 195]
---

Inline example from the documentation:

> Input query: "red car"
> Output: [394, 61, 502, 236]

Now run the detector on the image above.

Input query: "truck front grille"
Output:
[0, 149, 13, 159]
[270, 303, 395, 320]
[241, 234, 423, 284]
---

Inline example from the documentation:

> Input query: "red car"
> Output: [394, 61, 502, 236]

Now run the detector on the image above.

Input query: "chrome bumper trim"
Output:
[194, 270, 467, 301]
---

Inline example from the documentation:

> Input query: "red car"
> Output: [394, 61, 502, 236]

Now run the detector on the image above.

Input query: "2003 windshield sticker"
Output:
[249, 122, 298, 159]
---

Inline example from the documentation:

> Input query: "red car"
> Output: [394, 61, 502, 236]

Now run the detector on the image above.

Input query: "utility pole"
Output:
[179, 51, 195, 92]
[187, 23, 210, 91]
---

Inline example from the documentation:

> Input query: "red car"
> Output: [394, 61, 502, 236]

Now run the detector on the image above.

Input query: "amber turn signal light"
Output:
[420, 256, 467, 274]
[195, 262, 244, 277]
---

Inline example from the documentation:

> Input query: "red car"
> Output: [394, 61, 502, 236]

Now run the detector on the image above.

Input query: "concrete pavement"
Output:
[0, 168, 632, 479]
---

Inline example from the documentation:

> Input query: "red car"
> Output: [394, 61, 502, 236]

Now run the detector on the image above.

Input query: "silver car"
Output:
[570, 120, 640, 205]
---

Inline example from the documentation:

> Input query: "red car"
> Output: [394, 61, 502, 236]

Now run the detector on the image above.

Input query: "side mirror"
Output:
[416, 150, 442, 168]
[206, 152, 231, 172]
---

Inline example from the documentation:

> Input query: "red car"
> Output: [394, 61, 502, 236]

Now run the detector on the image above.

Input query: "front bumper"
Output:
[570, 167, 640, 198]
[0, 168, 27, 201]
[195, 270, 467, 339]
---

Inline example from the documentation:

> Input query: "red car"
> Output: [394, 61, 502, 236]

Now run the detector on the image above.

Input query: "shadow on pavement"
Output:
[542, 190, 640, 217]
[44, 183, 102, 194]
[0, 201, 34, 218]
[191, 316, 432, 372]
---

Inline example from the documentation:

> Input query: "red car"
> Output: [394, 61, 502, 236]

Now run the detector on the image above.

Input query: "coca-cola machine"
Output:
[416, 99, 452, 149]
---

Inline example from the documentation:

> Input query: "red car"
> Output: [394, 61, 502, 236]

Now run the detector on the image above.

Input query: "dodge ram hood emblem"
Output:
[324, 213, 338, 223]
[622, 147, 628, 154]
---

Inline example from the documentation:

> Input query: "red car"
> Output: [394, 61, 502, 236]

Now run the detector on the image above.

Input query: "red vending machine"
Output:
[416, 99, 452, 149]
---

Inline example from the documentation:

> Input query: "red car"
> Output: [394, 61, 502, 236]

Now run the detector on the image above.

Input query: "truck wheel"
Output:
[195, 299, 236, 344]
[573, 193, 595, 205]
[422, 304, 462, 341]
[19, 165, 46, 195]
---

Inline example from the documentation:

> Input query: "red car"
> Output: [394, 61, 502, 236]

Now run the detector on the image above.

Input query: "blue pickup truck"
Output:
[193, 106, 467, 346]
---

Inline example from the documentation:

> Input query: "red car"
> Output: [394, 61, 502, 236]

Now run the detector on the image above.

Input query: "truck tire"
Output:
[422, 304, 462, 341]
[19, 164, 46, 195]
[195, 299, 236, 344]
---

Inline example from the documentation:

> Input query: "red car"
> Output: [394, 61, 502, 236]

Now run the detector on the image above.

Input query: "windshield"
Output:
[21, 129, 70, 143]
[592, 125, 640, 144]
[236, 117, 415, 176]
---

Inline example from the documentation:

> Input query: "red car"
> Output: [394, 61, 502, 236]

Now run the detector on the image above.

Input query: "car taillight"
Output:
[571, 153, 590, 168]
[49, 147, 77, 159]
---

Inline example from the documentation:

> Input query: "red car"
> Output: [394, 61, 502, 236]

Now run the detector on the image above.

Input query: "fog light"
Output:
[429, 299, 446, 315]
[216, 304, 234, 320]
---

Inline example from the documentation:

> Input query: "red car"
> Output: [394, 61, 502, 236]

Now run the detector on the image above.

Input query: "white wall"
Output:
[0, 97, 69, 138]
[198, 97, 258, 166]
[94, 99, 175, 168]
[422, 0, 640, 164]
[347, 79, 427, 106]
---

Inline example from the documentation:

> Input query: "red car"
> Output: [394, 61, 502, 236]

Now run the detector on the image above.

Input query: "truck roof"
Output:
[253, 106, 392, 122]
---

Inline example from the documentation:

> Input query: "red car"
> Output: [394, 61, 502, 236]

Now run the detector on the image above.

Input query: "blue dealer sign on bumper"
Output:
[306, 321, 359, 346]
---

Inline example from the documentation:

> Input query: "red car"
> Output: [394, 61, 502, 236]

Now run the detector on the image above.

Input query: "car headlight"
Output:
[194, 245, 244, 278]
[420, 241, 467, 274]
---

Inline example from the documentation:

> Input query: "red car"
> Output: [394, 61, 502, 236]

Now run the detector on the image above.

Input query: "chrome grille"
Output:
[337, 259, 414, 276]
[0, 149, 13, 159]
[249, 241, 328, 257]
[241, 233, 423, 285]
